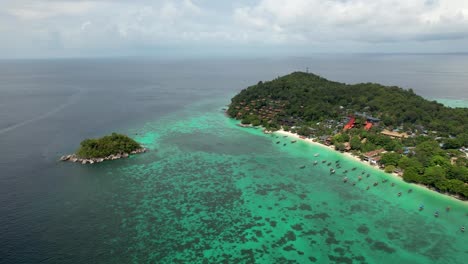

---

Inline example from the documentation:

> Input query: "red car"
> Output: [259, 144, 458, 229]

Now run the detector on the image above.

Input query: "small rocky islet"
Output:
[60, 132, 147, 165]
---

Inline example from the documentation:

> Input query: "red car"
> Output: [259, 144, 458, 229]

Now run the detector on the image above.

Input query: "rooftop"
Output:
[381, 129, 408, 138]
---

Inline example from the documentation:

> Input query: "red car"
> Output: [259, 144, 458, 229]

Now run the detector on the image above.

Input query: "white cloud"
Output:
[6, 1, 97, 20]
[0, 0, 468, 57]
[233, 0, 468, 43]
[80, 21, 91, 31]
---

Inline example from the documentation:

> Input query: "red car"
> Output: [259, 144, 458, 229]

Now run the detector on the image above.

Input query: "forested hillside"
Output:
[228, 72, 468, 199]
[227, 72, 468, 136]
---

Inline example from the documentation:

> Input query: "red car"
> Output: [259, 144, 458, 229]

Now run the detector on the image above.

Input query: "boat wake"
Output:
[0, 89, 83, 135]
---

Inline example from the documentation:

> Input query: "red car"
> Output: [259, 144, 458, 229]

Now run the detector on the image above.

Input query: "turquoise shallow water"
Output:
[432, 98, 468, 108]
[2, 57, 468, 264]
[99, 99, 467, 263]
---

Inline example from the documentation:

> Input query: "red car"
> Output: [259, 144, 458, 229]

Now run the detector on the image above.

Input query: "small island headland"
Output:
[227, 71, 468, 201]
[60, 132, 147, 164]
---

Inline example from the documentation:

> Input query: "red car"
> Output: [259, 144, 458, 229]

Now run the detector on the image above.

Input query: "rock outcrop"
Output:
[60, 148, 148, 165]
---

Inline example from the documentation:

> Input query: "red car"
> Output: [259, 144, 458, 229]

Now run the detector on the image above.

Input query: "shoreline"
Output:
[59, 147, 148, 165]
[273, 129, 467, 205]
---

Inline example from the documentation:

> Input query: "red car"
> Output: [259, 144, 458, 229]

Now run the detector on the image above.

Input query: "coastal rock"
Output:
[60, 147, 148, 165]
[60, 155, 68, 161]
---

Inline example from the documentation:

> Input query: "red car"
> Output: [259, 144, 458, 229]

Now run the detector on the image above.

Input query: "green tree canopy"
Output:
[384, 165, 396, 173]
[381, 152, 401, 166]
[350, 135, 361, 150]
[76, 133, 142, 159]
[422, 166, 446, 186]
[415, 141, 444, 166]
[228, 72, 468, 136]
[403, 167, 423, 183]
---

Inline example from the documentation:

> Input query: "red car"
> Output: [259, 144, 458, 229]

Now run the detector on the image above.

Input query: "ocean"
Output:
[0, 55, 467, 263]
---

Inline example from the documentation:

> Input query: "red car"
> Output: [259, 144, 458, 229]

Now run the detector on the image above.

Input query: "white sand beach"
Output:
[273, 129, 467, 204]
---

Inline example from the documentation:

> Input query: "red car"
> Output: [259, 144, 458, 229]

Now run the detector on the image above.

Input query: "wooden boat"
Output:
[373, 182, 378, 187]
[300, 165, 306, 169]
[291, 140, 297, 143]
[343, 177, 348, 183]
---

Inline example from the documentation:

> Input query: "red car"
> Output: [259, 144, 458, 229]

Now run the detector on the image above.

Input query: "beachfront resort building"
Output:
[363, 148, 386, 166]
[380, 129, 408, 139]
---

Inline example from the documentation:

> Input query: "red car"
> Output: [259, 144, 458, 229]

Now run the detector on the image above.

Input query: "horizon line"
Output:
[1, 51, 468, 61]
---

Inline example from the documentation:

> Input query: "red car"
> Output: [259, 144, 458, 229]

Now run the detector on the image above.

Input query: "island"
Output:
[227, 72, 468, 200]
[60, 133, 147, 164]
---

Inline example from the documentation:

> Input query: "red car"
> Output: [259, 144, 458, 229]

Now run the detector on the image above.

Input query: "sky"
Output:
[1, 0, 468, 58]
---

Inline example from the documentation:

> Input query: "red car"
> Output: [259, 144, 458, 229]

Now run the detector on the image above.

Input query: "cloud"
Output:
[232, 0, 468, 43]
[80, 21, 91, 31]
[0, 0, 468, 58]
[5, 1, 97, 20]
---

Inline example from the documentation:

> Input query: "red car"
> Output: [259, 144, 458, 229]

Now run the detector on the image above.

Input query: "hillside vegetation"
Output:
[228, 72, 467, 135]
[76, 133, 142, 159]
[227, 72, 468, 199]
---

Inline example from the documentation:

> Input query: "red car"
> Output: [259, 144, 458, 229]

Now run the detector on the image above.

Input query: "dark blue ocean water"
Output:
[0, 55, 467, 264]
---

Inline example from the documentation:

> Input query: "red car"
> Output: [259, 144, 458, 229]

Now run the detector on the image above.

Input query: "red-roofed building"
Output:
[343, 116, 355, 130]
[364, 121, 373, 131]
